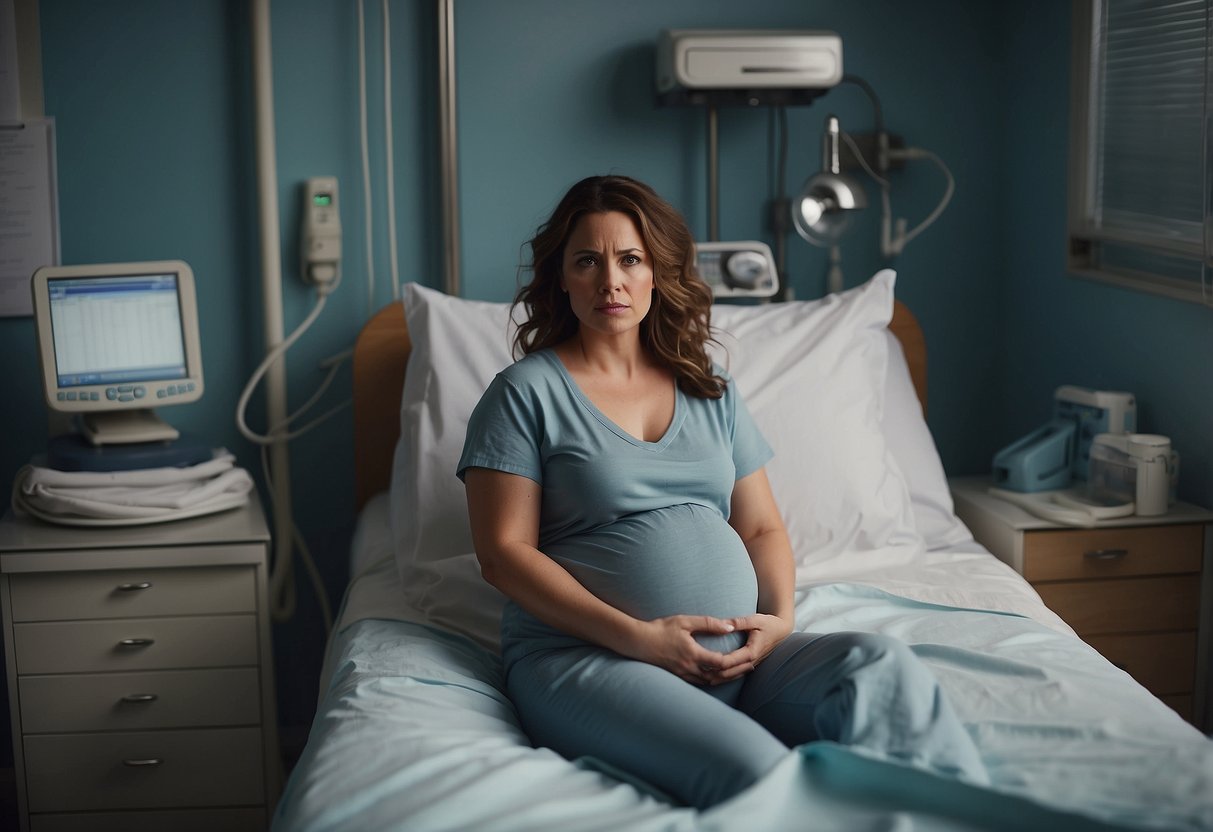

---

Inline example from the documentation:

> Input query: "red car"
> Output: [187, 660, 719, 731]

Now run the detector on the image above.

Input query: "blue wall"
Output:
[1, 0, 1208, 767]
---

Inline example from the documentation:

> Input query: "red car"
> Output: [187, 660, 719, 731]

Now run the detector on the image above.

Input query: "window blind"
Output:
[1069, 0, 1213, 303]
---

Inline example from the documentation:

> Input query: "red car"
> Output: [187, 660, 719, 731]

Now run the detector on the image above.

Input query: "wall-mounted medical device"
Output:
[991, 386, 1136, 493]
[301, 176, 341, 287]
[695, 241, 779, 299]
[657, 30, 843, 95]
[31, 260, 204, 446]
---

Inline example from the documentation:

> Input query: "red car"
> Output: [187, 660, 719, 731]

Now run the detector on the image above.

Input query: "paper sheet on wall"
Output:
[0, 116, 59, 316]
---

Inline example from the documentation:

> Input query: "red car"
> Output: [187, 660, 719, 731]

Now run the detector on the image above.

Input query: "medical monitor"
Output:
[31, 260, 204, 445]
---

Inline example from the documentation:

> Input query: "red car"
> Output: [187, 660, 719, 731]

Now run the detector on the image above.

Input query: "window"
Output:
[1068, 0, 1212, 305]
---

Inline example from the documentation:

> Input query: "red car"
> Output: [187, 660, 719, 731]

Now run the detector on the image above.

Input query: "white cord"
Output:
[235, 278, 341, 446]
[890, 147, 955, 251]
[840, 130, 955, 259]
[357, 0, 376, 317]
[383, 0, 400, 301]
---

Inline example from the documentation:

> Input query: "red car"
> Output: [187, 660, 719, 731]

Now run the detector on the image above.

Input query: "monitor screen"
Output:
[31, 261, 204, 445]
[47, 273, 188, 388]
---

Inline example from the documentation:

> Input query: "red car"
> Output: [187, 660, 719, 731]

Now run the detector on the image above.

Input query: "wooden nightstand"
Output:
[0, 499, 280, 832]
[950, 475, 1213, 729]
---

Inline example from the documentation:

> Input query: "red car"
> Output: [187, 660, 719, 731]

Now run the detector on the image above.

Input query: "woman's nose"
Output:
[600, 262, 624, 292]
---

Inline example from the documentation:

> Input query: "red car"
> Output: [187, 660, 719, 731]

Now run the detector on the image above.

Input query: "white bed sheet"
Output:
[277, 494, 1213, 832]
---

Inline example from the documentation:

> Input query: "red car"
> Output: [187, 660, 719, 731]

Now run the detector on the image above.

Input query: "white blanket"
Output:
[12, 449, 253, 525]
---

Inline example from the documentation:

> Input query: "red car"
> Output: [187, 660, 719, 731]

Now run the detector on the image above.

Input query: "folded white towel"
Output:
[12, 449, 254, 526]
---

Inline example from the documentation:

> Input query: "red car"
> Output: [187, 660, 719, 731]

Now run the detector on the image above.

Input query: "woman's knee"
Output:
[833, 632, 925, 681]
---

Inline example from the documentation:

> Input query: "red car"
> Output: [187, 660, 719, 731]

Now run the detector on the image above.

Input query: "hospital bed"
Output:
[272, 272, 1213, 831]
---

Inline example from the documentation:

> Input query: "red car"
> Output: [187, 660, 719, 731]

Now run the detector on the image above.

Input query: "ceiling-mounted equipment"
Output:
[657, 30, 843, 95]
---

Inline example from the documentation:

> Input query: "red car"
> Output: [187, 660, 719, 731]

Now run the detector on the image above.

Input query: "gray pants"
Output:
[506, 631, 988, 810]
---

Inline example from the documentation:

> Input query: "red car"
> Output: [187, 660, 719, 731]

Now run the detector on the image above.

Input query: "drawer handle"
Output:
[117, 582, 153, 592]
[117, 638, 155, 648]
[120, 694, 159, 704]
[123, 758, 162, 768]
[1084, 548, 1129, 560]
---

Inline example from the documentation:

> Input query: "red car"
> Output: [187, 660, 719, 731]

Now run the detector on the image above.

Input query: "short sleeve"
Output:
[456, 374, 543, 484]
[728, 379, 773, 480]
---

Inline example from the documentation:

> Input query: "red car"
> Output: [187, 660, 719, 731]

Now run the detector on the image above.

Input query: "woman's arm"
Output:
[710, 467, 796, 682]
[464, 466, 736, 683]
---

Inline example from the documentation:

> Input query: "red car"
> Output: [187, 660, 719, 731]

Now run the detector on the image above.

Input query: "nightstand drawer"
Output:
[19, 668, 261, 733]
[1084, 631, 1196, 695]
[23, 726, 265, 813]
[1022, 524, 1203, 582]
[1036, 575, 1201, 635]
[13, 615, 257, 675]
[8, 565, 256, 622]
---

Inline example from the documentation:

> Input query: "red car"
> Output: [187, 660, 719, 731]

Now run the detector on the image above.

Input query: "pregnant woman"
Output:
[458, 175, 986, 809]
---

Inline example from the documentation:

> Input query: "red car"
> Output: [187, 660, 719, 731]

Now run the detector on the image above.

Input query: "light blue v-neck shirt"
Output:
[457, 349, 773, 661]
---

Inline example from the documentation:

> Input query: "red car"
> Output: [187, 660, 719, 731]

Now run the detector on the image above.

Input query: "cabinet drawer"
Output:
[13, 615, 257, 675]
[1035, 575, 1201, 635]
[19, 668, 261, 733]
[1022, 524, 1203, 582]
[31, 808, 266, 832]
[8, 565, 255, 622]
[23, 726, 264, 813]
[1084, 631, 1197, 695]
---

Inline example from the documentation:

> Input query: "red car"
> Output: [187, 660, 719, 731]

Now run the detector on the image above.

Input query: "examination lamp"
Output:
[792, 115, 867, 247]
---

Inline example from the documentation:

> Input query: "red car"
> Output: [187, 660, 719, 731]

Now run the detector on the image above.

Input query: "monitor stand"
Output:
[81, 409, 180, 445]
[47, 430, 212, 472]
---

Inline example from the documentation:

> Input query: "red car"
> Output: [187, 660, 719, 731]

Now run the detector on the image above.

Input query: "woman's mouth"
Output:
[596, 303, 629, 315]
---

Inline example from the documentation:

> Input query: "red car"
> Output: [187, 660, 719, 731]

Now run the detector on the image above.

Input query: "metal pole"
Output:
[707, 103, 719, 241]
[438, 0, 461, 295]
[252, 0, 294, 620]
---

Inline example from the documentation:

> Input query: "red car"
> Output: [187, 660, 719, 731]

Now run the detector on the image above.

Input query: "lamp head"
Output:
[793, 172, 868, 245]
[792, 114, 868, 247]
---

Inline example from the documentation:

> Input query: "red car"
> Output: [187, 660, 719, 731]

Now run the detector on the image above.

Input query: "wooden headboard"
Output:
[352, 300, 927, 510]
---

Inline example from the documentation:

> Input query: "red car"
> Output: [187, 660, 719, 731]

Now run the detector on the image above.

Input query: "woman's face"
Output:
[560, 211, 654, 342]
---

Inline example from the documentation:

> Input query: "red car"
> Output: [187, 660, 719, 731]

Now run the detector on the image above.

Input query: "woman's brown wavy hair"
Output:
[513, 175, 725, 399]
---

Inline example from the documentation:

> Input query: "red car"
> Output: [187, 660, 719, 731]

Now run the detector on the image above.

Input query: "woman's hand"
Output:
[627, 615, 739, 686]
[703, 613, 793, 684]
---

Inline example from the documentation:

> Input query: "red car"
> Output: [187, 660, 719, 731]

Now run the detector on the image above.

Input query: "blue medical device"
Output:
[992, 386, 1136, 493]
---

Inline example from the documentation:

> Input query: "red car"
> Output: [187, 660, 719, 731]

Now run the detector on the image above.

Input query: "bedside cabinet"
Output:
[0, 500, 280, 832]
[950, 475, 1213, 729]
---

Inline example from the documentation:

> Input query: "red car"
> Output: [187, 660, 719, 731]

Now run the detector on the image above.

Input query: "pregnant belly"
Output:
[544, 504, 758, 653]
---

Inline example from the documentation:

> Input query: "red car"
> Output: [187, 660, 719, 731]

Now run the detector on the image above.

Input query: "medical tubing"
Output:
[383, 0, 400, 301]
[235, 284, 332, 446]
[891, 148, 955, 248]
[276, 347, 353, 434]
[842, 129, 953, 258]
[357, 0, 376, 317]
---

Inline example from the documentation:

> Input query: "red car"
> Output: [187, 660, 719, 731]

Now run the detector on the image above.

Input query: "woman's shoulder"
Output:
[496, 349, 561, 389]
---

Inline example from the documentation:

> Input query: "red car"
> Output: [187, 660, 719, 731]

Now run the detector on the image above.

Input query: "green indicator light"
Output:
[313, 193, 332, 207]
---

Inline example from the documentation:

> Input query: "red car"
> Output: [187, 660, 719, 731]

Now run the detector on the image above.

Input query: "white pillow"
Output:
[880, 330, 973, 550]
[390, 283, 515, 647]
[709, 271, 922, 575]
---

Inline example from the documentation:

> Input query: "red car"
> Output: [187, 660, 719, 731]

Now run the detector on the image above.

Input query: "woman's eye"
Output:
[576, 256, 597, 268]
[622, 254, 641, 266]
